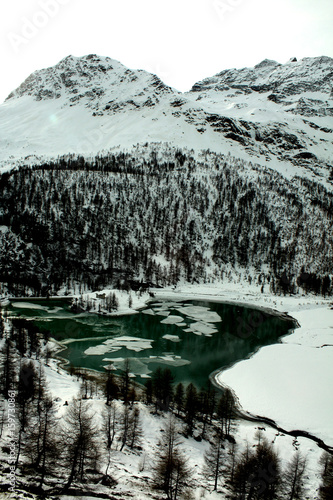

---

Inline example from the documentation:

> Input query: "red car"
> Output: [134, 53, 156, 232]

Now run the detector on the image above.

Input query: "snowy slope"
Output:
[0, 54, 332, 185]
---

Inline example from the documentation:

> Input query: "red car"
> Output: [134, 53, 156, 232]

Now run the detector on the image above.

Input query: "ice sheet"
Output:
[176, 305, 222, 323]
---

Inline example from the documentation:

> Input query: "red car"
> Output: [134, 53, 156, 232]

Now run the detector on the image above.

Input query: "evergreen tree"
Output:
[152, 367, 164, 411]
[128, 405, 143, 449]
[198, 385, 214, 439]
[103, 401, 117, 450]
[217, 388, 235, 437]
[231, 438, 281, 499]
[153, 416, 192, 499]
[120, 359, 131, 404]
[319, 452, 333, 500]
[0, 307, 4, 339]
[203, 431, 225, 491]
[102, 401, 117, 476]
[174, 383, 184, 416]
[161, 368, 174, 412]
[120, 403, 130, 451]
[0, 338, 16, 399]
[283, 450, 307, 500]
[25, 392, 59, 489]
[0, 397, 5, 439]
[61, 398, 100, 490]
[144, 378, 153, 405]
[184, 383, 198, 436]
[226, 440, 238, 485]
[15, 360, 38, 467]
[105, 370, 119, 405]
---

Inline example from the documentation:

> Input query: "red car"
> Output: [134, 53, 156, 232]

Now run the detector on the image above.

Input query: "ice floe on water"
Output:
[103, 363, 117, 371]
[143, 302, 222, 337]
[142, 308, 155, 315]
[102, 353, 191, 375]
[102, 357, 152, 376]
[74, 316, 122, 328]
[160, 315, 184, 324]
[188, 322, 218, 335]
[31, 318, 52, 322]
[84, 344, 121, 355]
[176, 305, 222, 323]
[156, 355, 191, 367]
[13, 302, 63, 314]
[162, 334, 181, 342]
[150, 301, 184, 308]
[13, 302, 48, 310]
[102, 357, 124, 363]
[84, 336, 154, 355]
[63, 335, 115, 345]
[101, 353, 190, 376]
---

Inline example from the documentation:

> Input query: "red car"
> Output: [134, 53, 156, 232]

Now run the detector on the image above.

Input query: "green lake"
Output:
[7, 299, 295, 389]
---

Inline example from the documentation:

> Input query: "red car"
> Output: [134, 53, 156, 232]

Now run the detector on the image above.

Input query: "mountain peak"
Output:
[254, 59, 280, 69]
[5, 54, 127, 102]
[5, 53, 176, 106]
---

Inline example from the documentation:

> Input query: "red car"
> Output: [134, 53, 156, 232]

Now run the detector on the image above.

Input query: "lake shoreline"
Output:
[6, 284, 332, 452]
[6, 289, 295, 387]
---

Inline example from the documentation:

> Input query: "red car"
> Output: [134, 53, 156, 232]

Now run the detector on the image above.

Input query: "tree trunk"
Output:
[64, 443, 80, 491]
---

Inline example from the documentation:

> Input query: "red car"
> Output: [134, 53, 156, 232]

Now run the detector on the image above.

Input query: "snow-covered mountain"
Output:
[0, 54, 332, 297]
[188, 57, 333, 180]
[0, 54, 332, 185]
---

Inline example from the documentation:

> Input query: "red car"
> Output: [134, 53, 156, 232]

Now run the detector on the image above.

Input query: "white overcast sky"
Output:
[0, 0, 332, 103]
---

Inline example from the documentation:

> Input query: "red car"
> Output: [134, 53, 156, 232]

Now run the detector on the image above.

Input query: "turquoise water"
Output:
[7, 299, 295, 389]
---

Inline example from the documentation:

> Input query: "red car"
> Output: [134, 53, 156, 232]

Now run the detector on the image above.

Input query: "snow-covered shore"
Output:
[216, 304, 333, 448]
[70, 288, 152, 316]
